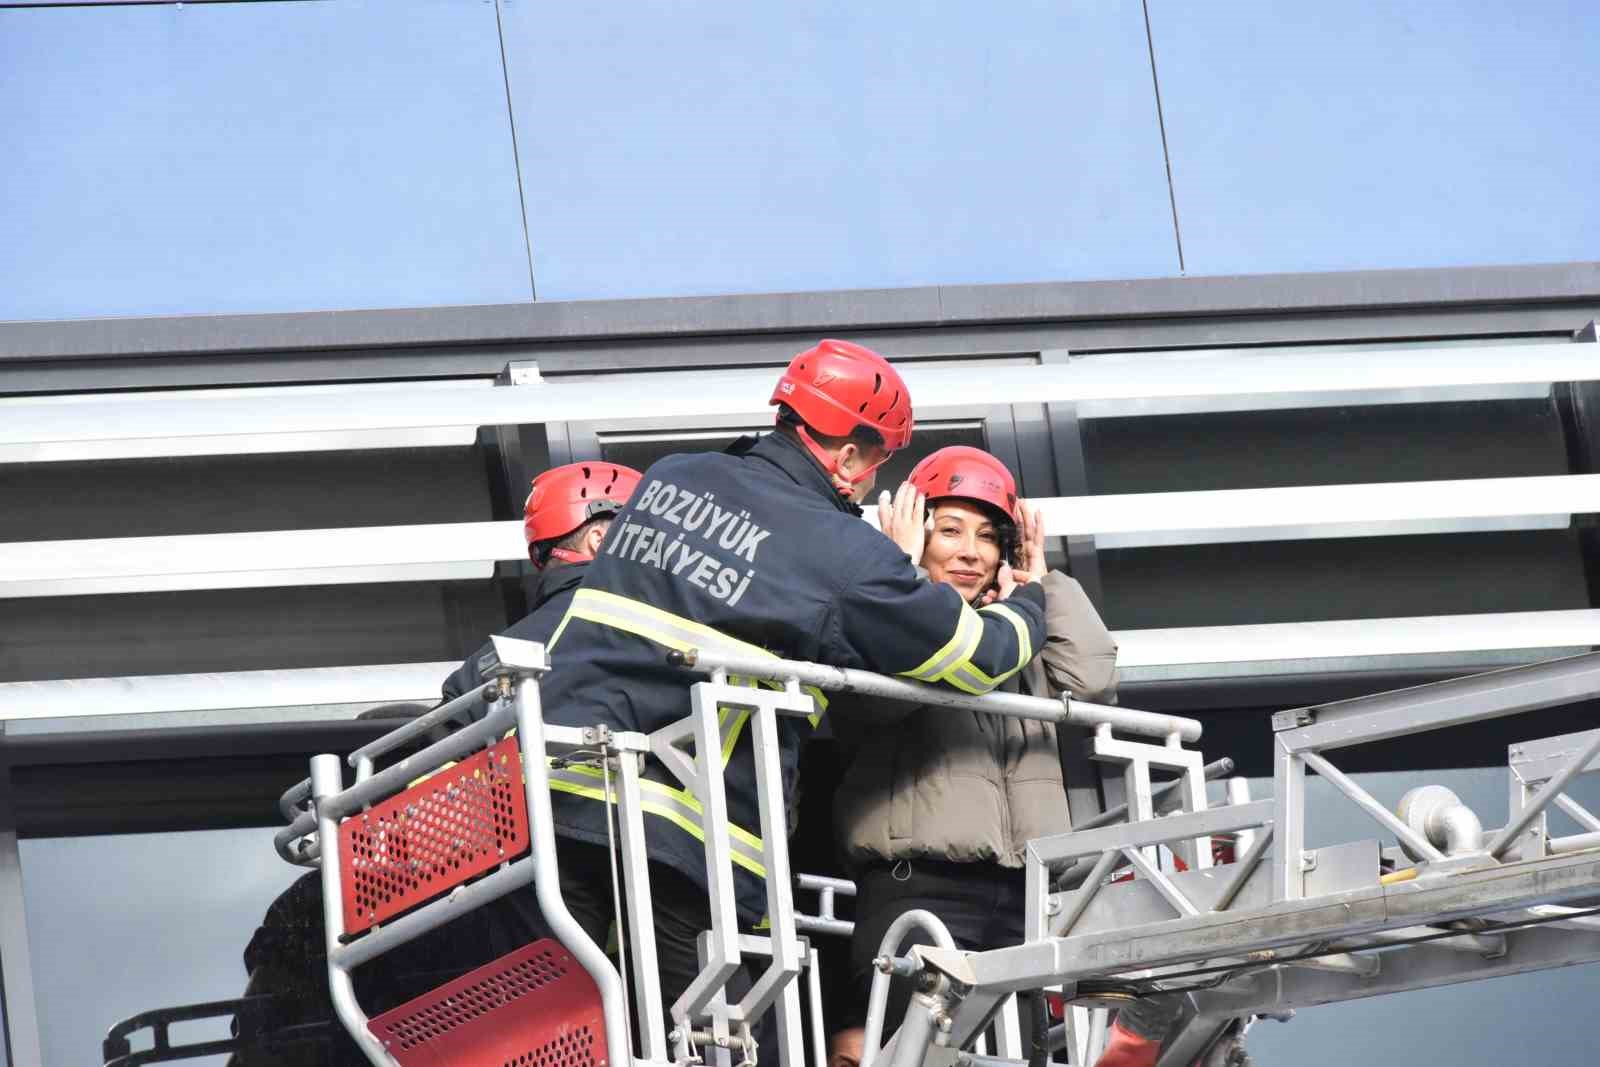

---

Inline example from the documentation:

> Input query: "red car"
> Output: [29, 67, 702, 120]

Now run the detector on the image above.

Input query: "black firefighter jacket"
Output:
[440, 560, 589, 702]
[538, 431, 1048, 922]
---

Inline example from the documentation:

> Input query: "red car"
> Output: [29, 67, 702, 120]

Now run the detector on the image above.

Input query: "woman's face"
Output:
[921, 500, 1002, 602]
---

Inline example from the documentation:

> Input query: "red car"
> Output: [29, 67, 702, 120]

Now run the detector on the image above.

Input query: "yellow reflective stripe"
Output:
[949, 604, 1034, 693]
[720, 709, 752, 763]
[572, 587, 757, 656]
[547, 610, 574, 651]
[557, 588, 830, 720]
[900, 603, 982, 686]
[554, 763, 764, 852]
[980, 602, 1034, 674]
[549, 763, 767, 878]
[943, 667, 991, 695]
[900, 602, 974, 681]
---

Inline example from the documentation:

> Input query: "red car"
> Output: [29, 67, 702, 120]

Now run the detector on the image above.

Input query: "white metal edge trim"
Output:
[1035, 474, 1600, 540]
[0, 662, 460, 719]
[5, 474, 1599, 596]
[0, 341, 1591, 453]
[867, 473, 1600, 541]
[1113, 610, 1600, 668]
[0, 522, 523, 580]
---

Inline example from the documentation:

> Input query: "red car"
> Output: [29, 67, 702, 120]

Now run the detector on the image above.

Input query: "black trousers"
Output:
[232, 841, 745, 1067]
[840, 859, 1028, 1035]
[508, 840, 755, 1044]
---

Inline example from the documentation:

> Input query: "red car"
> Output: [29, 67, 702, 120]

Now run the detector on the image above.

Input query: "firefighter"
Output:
[525, 338, 1050, 1032]
[439, 460, 642, 701]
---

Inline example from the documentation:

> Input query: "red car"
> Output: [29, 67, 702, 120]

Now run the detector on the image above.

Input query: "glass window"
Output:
[597, 420, 988, 492]
[501, 3, 1178, 300]
[19, 829, 301, 1067]
[1148, 0, 1600, 274]
[0, 1, 531, 321]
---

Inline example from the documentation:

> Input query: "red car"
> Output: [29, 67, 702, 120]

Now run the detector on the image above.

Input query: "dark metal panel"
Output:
[1100, 529, 1590, 631]
[3, 263, 1597, 364]
[5, 720, 390, 836]
[0, 445, 492, 542]
[1554, 322, 1600, 605]
[0, 581, 504, 683]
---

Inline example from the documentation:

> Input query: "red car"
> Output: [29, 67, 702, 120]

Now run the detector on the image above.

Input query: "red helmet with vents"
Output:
[906, 446, 1019, 524]
[523, 462, 643, 547]
[769, 339, 913, 451]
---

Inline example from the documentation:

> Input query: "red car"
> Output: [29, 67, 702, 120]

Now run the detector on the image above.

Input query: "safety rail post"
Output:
[510, 667, 635, 1066]
[669, 679, 746, 1046]
[1271, 731, 1307, 902]
[740, 679, 812, 1067]
[659, 666, 817, 1067]
[310, 753, 398, 1067]
[612, 731, 670, 1063]
[1089, 725, 1212, 871]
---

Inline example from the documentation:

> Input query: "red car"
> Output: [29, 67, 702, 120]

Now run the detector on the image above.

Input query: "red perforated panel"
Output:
[339, 737, 529, 934]
[367, 939, 609, 1067]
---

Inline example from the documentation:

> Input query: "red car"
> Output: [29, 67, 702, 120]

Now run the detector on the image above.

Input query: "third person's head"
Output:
[905, 446, 1020, 603]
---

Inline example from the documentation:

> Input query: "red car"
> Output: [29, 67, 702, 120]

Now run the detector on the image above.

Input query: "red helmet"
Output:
[523, 461, 643, 550]
[769, 339, 914, 451]
[906, 446, 1019, 524]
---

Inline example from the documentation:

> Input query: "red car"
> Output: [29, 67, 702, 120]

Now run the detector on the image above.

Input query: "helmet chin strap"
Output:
[533, 546, 594, 571]
[794, 425, 890, 495]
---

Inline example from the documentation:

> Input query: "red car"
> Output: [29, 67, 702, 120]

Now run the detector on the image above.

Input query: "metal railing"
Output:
[277, 633, 1600, 1067]
[278, 635, 1211, 1067]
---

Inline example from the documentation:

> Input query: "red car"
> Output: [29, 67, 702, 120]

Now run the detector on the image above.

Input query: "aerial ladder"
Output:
[106, 639, 1600, 1067]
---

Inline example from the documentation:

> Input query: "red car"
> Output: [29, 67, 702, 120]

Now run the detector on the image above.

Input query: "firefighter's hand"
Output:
[878, 483, 927, 562]
[1014, 499, 1047, 575]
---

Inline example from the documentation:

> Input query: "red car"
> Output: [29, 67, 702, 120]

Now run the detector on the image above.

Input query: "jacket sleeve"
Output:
[829, 532, 1047, 695]
[1039, 571, 1120, 703]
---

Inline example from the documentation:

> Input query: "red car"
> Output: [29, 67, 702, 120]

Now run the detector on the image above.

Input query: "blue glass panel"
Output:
[0, 1, 531, 321]
[501, 1, 1178, 300]
[1149, 1, 1600, 275]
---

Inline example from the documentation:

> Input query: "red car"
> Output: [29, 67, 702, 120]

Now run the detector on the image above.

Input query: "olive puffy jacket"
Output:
[832, 570, 1119, 868]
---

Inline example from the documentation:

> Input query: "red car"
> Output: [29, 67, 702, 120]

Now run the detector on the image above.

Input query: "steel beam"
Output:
[957, 850, 1600, 998]
[1275, 652, 1600, 752]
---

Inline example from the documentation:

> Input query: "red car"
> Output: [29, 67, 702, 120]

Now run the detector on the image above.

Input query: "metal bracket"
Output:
[479, 635, 552, 678]
[504, 360, 544, 386]
[1273, 708, 1317, 731]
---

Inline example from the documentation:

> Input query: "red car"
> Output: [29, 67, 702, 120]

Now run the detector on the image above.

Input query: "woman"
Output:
[829, 444, 1120, 1047]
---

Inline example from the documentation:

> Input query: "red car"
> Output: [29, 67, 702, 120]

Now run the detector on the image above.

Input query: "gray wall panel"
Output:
[1149, 1, 1600, 276]
[500, 1, 1177, 300]
[0, 1, 531, 322]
